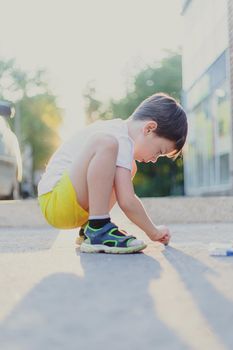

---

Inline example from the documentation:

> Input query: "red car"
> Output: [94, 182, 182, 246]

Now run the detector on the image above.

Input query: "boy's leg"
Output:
[70, 137, 146, 252]
[80, 159, 137, 235]
[72, 136, 118, 245]
[70, 135, 119, 217]
[87, 137, 119, 216]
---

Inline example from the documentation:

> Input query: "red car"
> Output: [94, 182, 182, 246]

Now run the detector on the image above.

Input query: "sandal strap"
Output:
[84, 222, 136, 247]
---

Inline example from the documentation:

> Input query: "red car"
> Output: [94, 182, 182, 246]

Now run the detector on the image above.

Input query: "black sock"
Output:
[88, 217, 111, 229]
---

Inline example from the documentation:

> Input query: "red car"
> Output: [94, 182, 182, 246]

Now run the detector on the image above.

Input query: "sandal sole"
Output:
[80, 242, 147, 254]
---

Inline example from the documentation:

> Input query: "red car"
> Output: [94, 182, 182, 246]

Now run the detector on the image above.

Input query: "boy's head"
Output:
[129, 92, 188, 163]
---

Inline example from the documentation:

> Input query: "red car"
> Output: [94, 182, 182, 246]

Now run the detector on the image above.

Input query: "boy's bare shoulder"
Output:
[78, 132, 119, 160]
[86, 132, 119, 147]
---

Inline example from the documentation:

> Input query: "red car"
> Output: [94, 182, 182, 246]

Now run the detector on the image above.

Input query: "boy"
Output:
[38, 92, 188, 254]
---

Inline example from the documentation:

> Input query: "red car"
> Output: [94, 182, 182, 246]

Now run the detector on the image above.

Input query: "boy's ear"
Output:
[144, 121, 158, 135]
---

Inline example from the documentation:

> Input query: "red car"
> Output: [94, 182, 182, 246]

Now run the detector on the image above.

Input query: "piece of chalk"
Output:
[209, 243, 233, 256]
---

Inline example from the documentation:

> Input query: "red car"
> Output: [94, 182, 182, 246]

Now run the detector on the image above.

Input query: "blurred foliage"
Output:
[0, 58, 62, 172]
[19, 95, 62, 170]
[83, 81, 118, 124]
[83, 83, 102, 124]
[83, 50, 185, 197]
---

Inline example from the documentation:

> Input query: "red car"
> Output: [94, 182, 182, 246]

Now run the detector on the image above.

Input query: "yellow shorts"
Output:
[38, 171, 89, 229]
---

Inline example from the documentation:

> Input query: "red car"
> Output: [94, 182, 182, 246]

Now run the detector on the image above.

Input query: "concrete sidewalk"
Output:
[0, 199, 233, 349]
[0, 196, 233, 227]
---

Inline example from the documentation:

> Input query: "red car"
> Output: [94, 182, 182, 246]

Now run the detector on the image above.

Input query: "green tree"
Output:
[83, 81, 115, 123]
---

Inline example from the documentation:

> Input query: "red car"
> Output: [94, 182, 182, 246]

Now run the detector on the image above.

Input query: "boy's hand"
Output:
[152, 225, 171, 245]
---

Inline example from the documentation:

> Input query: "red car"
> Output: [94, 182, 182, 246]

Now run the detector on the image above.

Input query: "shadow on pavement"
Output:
[164, 246, 233, 349]
[0, 250, 188, 350]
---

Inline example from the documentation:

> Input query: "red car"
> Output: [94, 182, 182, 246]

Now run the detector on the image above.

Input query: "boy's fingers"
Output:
[159, 238, 169, 243]
[161, 234, 170, 240]
[159, 233, 171, 245]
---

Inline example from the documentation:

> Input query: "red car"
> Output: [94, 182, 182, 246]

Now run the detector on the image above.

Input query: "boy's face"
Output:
[134, 121, 176, 163]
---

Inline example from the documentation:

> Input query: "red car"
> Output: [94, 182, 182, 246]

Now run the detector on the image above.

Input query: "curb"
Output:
[0, 199, 48, 228]
[0, 197, 233, 228]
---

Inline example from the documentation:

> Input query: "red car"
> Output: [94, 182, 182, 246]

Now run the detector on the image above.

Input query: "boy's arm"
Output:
[114, 166, 169, 241]
[131, 159, 137, 179]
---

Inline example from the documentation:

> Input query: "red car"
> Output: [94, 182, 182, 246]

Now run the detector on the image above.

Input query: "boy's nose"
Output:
[151, 157, 158, 163]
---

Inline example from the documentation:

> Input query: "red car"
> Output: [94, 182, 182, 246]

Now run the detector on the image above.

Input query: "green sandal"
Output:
[80, 222, 147, 254]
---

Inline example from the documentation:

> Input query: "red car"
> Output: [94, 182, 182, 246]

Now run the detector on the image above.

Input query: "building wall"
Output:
[182, 0, 233, 195]
[227, 0, 233, 194]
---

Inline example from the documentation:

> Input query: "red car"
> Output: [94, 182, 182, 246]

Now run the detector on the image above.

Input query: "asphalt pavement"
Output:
[0, 200, 233, 350]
